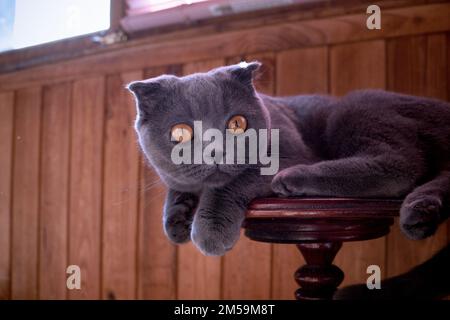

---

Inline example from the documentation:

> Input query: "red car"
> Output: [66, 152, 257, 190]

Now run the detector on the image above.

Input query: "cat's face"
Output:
[128, 62, 268, 188]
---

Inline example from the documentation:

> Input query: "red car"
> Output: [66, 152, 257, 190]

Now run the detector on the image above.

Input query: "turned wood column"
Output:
[295, 242, 343, 300]
[243, 197, 401, 300]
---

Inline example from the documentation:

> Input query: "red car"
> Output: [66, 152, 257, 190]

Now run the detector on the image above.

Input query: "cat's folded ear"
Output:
[229, 61, 261, 86]
[126, 80, 166, 118]
[126, 81, 162, 99]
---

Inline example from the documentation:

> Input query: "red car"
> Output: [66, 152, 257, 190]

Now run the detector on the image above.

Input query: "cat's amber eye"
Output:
[227, 115, 247, 134]
[171, 123, 193, 143]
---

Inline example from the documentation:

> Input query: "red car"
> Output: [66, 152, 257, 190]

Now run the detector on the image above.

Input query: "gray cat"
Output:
[127, 62, 450, 256]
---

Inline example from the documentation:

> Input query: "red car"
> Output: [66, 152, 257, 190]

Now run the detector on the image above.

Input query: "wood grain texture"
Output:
[0, 91, 14, 299]
[330, 40, 386, 94]
[386, 34, 449, 277]
[330, 40, 387, 286]
[137, 65, 181, 299]
[426, 34, 448, 100]
[177, 60, 223, 300]
[276, 47, 328, 95]
[387, 36, 427, 96]
[11, 87, 41, 299]
[137, 166, 174, 299]
[272, 46, 328, 299]
[102, 71, 142, 299]
[1, 3, 449, 90]
[39, 83, 71, 299]
[68, 77, 105, 299]
[221, 53, 273, 300]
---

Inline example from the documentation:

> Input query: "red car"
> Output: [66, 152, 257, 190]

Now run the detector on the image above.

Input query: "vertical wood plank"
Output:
[102, 71, 141, 299]
[11, 86, 41, 299]
[273, 47, 328, 299]
[426, 34, 448, 100]
[69, 77, 105, 299]
[277, 47, 329, 95]
[330, 40, 387, 286]
[177, 59, 224, 299]
[386, 34, 448, 277]
[0, 91, 14, 299]
[221, 53, 274, 299]
[387, 35, 427, 96]
[330, 40, 386, 95]
[137, 65, 181, 299]
[39, 83, 71, 299]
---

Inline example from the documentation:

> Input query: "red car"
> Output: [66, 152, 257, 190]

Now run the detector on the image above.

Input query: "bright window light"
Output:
[145, 0, 209, 12]
[127, 0, 209, 14]
[0, 0, 110, 52]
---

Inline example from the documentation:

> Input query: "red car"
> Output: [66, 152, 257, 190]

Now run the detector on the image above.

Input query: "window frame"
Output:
[0, 0, 125, 73]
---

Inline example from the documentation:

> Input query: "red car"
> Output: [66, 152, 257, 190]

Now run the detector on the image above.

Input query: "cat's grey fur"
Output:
[128, 62, 450, 256]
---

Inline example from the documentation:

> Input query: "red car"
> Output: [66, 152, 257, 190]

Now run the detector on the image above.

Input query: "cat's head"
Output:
[127, 61, 268, 188]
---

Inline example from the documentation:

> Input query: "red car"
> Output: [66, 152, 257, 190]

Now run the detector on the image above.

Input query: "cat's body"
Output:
[128, 62, 450, 257]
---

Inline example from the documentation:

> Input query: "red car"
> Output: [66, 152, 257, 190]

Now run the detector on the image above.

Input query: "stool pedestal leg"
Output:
[294, 242, 344, 300]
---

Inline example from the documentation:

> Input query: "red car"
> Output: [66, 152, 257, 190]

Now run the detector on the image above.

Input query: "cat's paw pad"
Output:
[191, 222, 239, 256]
[400, 196, 442, 240]
[164, 213, 193, 244]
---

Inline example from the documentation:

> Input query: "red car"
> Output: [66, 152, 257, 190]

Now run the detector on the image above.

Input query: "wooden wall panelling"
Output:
[330, 40, 387, 286]
[11, 87, 42, 299]
[69, 77, 105, 299]
[102, 71, 142, 299]
[386, 34, 449, 278]
[1, 3, 450, 91]
[137, 65, 182, 299]
[221, 53, 274, 299]
[387, 36, 427, 96]
[39, 83, 71, 299]
[0, 92, 14, 299]
[177, 59, 224, 299]
[276, 47, 329, 95]
[426, 34, 448, 100]
[273, 47, 328, 299]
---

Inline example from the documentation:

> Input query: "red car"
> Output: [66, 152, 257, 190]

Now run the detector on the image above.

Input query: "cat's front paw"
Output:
[164, 213, 193, 244]
[191, 217, 240, 256]
[271, 168, 306, 196]
[400, 195, 442, 240]
[163, 193, 197, 244]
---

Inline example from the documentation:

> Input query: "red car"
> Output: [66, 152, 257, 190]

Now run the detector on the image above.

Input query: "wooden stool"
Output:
[243, 198, 402, 300]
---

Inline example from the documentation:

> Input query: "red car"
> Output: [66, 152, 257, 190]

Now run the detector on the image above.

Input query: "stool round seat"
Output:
[244, 197, 401, 243]
[243, 197, 402, 300]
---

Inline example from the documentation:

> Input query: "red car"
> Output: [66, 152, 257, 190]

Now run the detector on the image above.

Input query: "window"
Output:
[122, 0, 298, 33]
[127, 0, 209, 15]
[0, 0, 111, 52]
